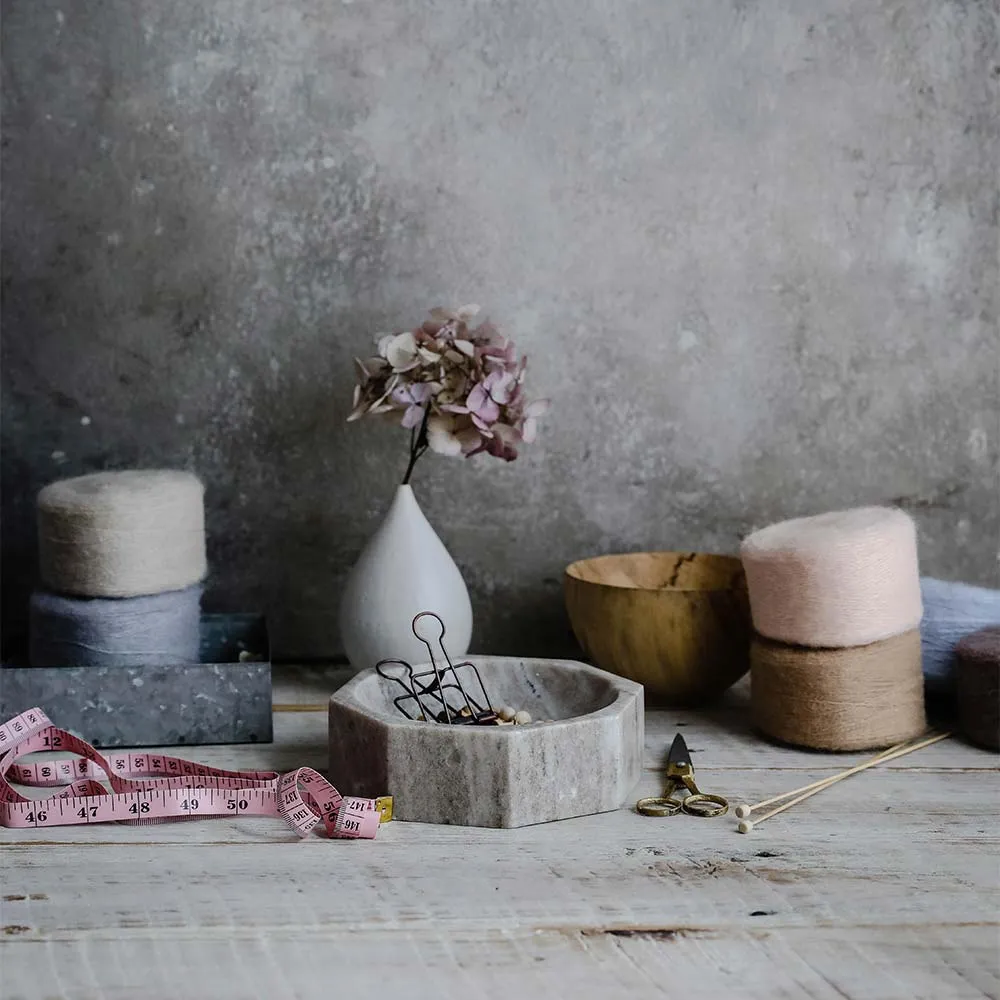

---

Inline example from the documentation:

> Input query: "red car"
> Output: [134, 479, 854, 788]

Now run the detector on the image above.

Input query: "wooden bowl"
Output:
[564, 552, 751, 704]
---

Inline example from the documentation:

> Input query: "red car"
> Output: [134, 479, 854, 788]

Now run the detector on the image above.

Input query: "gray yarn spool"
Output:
[30, 586, 203, 667]
[920, 577, 1000, 693]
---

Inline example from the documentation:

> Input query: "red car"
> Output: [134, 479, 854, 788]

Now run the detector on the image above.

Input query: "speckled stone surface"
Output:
[3, 4, 997, 662]
[0, 615, 272, 747]
[329, 656, 644, 828]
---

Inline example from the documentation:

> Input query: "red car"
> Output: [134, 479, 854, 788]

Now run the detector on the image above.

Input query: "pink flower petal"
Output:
[488, 371, 516, 404]
[466, 382, 489, 412]
[401, 404, 425, 429]
[471, 413, 495, 436]
[465, 382, 501, 423]
[477, 398, 501, 423]
[457, 426, 485, 455]
[486, 436, 518, 461]
[492, 423, 522, 446]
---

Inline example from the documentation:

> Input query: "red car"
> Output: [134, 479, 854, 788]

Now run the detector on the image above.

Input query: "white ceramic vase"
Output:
[339, 485, 473, 669]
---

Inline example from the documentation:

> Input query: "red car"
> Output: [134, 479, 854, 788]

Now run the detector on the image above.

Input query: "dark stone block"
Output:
[0, 615, 272, 747]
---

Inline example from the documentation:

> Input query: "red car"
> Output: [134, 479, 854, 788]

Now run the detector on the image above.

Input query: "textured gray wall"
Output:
[3, 1, 998, 659]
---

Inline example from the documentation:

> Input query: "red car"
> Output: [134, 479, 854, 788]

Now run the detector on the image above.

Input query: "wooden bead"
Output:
[514, 710, 532, 725]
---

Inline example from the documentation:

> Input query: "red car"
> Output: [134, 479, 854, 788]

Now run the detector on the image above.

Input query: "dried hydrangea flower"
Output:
[347, 305, 549, 482]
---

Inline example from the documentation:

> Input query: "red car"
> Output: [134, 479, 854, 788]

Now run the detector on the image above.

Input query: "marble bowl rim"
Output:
[331, 654, 642, 731]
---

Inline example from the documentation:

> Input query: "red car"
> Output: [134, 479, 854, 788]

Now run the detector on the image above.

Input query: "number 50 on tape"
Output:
[0, 707, 392, 840]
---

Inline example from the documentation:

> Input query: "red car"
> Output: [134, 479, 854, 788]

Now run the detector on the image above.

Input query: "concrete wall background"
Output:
[3, 0, 997, 659]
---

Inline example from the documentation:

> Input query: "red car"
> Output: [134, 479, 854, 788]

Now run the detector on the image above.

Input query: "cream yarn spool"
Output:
[740, 507, 922, 648]
[38, 470, 207, 598]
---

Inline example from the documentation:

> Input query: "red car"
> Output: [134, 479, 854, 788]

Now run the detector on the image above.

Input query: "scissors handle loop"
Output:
[635, 795, 682, 817]
[681, 792, 728, 818]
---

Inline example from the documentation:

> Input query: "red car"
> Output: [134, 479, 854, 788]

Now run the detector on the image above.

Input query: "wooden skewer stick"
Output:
[736, 731, 951, 834]
[733, 741, 907, 819]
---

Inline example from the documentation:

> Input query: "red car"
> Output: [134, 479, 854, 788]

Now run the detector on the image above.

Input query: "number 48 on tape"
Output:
[0, 707, 392, 839]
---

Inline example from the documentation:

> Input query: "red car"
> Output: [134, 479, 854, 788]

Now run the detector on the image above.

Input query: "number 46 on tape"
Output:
[0, 707, 392, 840]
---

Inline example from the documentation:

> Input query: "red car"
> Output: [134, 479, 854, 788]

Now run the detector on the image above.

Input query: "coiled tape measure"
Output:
[0, 707, 392, 839]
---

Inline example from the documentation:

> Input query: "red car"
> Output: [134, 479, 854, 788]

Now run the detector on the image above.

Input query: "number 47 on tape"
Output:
[0, 707, 392, 839]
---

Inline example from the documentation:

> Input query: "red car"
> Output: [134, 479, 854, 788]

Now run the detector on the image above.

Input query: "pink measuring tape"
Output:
[0, 707, 390, 839]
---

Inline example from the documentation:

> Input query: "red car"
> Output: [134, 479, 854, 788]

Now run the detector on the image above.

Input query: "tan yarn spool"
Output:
[741, 507, 922, 648]
[955, 626, 1000, 751]
[751, 630, 927, 751]
[38, 470, 207, 598]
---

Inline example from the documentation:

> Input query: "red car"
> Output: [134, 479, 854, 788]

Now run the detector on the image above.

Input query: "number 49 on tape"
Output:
[0, 707, 392, 840]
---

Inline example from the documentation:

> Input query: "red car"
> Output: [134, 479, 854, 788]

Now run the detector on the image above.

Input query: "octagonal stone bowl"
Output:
[328, 656, 644, 828]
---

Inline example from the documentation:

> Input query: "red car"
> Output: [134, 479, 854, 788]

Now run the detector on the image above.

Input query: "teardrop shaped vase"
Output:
[339, 485, 473, 669]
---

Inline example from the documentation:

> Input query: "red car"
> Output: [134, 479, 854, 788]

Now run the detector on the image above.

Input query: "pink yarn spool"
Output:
[740, 507, 922, 648]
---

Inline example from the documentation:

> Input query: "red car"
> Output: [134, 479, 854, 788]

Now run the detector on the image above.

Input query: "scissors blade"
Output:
[667, 733, 692, 768]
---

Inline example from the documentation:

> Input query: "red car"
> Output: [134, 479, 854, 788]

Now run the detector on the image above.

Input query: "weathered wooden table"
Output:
[2, 668, 998, 999]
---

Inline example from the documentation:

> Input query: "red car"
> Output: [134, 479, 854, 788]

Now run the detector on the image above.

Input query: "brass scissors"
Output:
[636, 733, 729, 818]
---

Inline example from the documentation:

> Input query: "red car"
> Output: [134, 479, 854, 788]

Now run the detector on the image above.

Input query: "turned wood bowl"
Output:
[564, 552, 751, 704]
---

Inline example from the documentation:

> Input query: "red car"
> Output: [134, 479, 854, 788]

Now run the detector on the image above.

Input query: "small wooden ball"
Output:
[737, 819, 754, 834]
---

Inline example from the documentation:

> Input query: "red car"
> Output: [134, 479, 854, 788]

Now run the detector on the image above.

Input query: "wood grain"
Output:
[564, 552, 752, 703]
[1, 665, 997, 1000]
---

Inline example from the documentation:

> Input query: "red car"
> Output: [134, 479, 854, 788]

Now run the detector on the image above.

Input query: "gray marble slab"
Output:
[328, 656, 644, 828]
[0, 614, 272, 747]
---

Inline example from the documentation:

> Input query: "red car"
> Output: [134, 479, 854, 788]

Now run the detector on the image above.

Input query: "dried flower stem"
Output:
[402, 407, 432, 485]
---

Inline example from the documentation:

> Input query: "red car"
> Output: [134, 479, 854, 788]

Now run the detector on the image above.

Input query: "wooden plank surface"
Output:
[2, 667, 998, 1000]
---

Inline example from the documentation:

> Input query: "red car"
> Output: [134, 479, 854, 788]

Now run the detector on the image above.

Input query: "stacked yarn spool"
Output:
[30, 470, 207, 667]
[741, 507, 926, 751]
[954, 627, 1000, 751]
[919, 577, 1000, 694]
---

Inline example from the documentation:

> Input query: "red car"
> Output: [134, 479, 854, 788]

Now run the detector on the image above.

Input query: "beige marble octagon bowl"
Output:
[328, 656, 644, 828]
